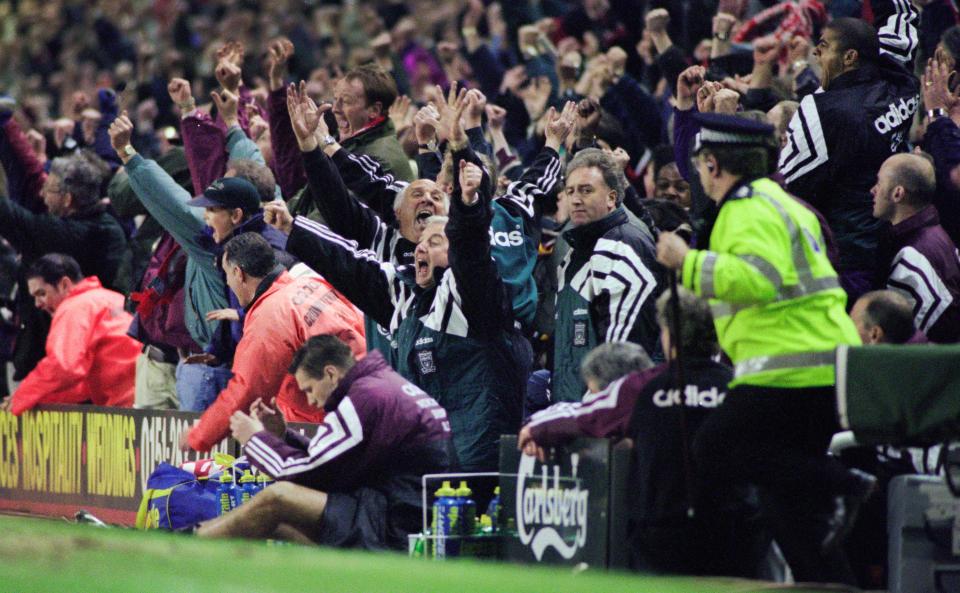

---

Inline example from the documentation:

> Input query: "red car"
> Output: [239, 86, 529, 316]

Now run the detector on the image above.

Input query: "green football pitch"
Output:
[0, 515, 847, 593]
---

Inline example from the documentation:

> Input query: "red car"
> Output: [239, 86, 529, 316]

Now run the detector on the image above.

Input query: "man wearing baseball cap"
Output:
[187, 177, 264, 244]
[110, 115, 292, 413]
[655, 113, 871, 584]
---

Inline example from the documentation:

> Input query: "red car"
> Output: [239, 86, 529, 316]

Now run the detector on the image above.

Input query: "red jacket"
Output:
[187, 270, 366, 451]
[11, 277, 139, 415]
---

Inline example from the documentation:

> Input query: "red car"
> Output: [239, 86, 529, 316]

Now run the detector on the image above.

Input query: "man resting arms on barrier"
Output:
[1, 254, 140, 414]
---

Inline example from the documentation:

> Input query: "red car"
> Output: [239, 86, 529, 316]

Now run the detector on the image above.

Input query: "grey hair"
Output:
[580, 342, 653, 390]
[565, 148, 625, 206]
[655, 287, 719, 358]
[424, 215, 448, 227]
[392, 181, 451, 212]
[49, 152, 106, 213]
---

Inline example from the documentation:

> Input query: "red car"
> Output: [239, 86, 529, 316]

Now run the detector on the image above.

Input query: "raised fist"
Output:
[645, 8, 671, 34]
[108, 111, 134, 154]
[167, 78, 193, 105]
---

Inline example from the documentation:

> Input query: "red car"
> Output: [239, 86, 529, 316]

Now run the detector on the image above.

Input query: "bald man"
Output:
[850, 290, 928, 344]
[871, 154, 960, 342]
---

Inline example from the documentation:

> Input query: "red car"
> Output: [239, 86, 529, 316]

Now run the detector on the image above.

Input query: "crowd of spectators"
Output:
[1, 0, 959, 586]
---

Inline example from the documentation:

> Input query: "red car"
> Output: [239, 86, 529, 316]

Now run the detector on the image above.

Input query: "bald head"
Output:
[872, 153, 937, 224]
[886, 153, 936, 207]
[850, 290, 916, 344]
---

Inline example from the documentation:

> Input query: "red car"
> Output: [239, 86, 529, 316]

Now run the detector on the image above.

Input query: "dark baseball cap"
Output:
[187, 177, 261, 214]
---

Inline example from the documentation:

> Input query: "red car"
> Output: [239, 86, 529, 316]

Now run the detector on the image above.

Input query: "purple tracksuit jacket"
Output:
[244, 351, 456, 494]
[879, 205, 960, 343]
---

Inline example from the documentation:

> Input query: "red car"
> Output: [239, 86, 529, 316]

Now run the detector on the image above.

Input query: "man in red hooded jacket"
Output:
[182, 233, 366, 452]
[1, 254, 140, 415]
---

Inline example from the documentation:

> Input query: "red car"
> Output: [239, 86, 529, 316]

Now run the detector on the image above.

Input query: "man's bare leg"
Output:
[197, 481, 328, 540]
[273, 523, 317, 545]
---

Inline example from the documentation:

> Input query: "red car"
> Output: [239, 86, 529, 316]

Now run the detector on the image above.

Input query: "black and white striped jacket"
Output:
[778, 0, 919, 273]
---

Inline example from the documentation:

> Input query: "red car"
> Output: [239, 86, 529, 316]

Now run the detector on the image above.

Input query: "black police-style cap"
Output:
[692, 112, 776, 152]
[187, 177, 261, 214]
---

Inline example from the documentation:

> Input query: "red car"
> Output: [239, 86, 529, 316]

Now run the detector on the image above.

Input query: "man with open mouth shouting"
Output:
[265, 96, 528, 473]
[280, 79, 561, 370]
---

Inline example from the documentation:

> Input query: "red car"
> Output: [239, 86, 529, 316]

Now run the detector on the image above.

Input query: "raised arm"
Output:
[287, 82, 392, 250]
[328, 148, 408, 224]
[447, 153, 513, 338]
[874, 0, 920, 67]
[171, 78, 229, 195]
[267, 201, 398, 329]
[109, 113, 211, 264]
[497, 102, 573, 223]
[265, 38, 307, 199]
[0, 117, 47, 209]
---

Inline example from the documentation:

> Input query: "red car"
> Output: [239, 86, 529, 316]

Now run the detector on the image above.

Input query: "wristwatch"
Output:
[319, 135, 337, 149]
[418, 140, 438, 152]
[928, 108, 947, 121]
[713, 30, 730, 41]
[123, 145, 137, 158]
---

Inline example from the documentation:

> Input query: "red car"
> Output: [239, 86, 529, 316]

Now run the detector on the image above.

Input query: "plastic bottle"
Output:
[486, 486, 500, 533]
[479, 514, 493, 535]
[456, 481, 477, 537]
[256, 473, 273, 493]
[431, 481, 460, 558]
[236, 470, 257, 506]
[216, 472, 237, 515]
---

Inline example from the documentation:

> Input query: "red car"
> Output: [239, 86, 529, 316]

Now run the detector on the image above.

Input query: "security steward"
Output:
[655, 113, 873, 585]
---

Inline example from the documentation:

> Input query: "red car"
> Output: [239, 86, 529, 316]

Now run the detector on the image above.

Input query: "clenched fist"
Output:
[108, 111, 135, 160]
[459, 160, 483, 205]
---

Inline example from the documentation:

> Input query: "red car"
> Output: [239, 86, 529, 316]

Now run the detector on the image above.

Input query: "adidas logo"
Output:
[873, 96, 919, 134]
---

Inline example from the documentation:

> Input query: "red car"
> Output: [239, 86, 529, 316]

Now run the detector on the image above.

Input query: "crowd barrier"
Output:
[0, 403, 632, 569]
[0, 404, 316, 525]
[498, 436, 631, 568]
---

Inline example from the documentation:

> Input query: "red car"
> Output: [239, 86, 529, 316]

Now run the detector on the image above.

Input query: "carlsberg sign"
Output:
[516, 453, 590, 560]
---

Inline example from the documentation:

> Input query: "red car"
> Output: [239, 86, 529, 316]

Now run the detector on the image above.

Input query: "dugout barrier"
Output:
[0, 404, 316, 525]
[0, 402, 631, 571]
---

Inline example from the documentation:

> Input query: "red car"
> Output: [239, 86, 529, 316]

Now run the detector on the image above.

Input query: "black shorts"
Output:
[315, 487, 391, 551]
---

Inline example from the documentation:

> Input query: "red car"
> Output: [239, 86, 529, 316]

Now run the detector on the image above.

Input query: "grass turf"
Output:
[0, 515, 840, 593]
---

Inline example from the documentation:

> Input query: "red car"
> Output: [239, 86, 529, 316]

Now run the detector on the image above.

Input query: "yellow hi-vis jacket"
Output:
[681, 177, 861, 388]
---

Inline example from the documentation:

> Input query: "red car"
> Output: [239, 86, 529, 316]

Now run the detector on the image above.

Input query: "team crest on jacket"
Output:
[417, 350, 437, 374]
[573, 321, 587, 346]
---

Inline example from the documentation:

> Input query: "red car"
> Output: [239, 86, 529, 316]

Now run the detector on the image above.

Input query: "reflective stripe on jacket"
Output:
[681, 177, 860, 388]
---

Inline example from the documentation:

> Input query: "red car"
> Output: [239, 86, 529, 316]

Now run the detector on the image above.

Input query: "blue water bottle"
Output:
[216, 472, 237, 515]
[256, 472, 273, 493]
[486, 486, 500, 533]
[235, 470, 257, 506]
[432, 481, 460, 558]
[456, 481, 476, 537]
